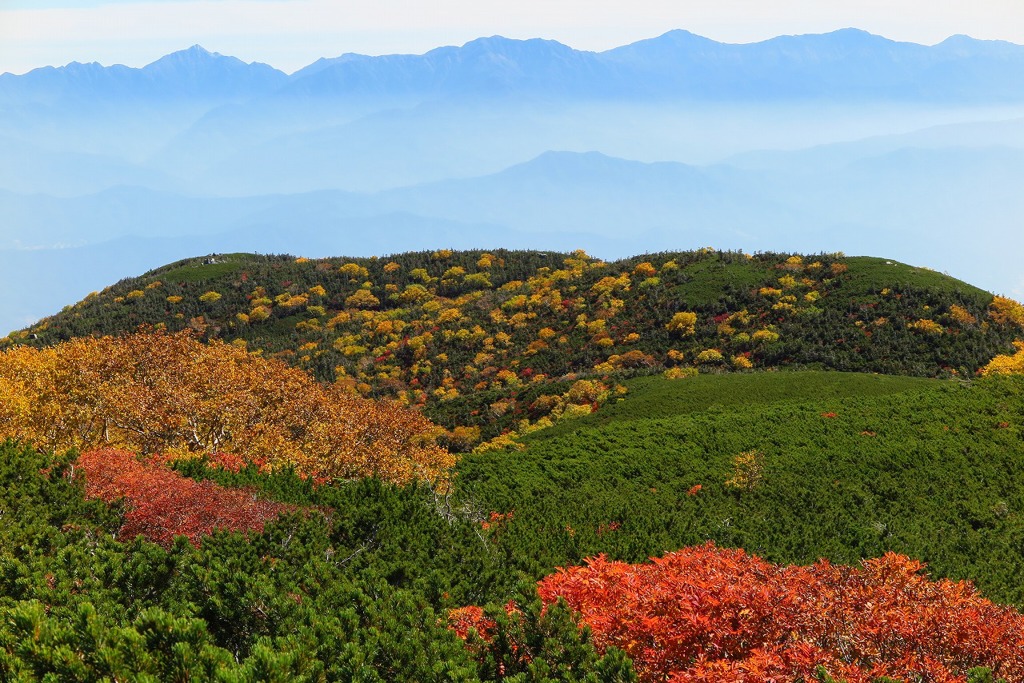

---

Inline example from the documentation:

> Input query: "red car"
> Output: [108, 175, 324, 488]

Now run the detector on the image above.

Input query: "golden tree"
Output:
[0, 330, 454, 486]
[981, 341, 1024, 376]
[666, 311, 697, 336]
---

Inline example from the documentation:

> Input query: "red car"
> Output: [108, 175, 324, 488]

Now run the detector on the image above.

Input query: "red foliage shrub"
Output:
[77, 449, 292, 547]
[480, 510, 514, 532]
[452, 544, 1024, 682]
[531, 543, 1024, 682]
[203, 451, 268, 474]
[449, 606, 495, 641]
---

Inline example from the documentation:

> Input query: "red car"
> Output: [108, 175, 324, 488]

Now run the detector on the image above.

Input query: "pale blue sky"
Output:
[1, 0, 1021, 75]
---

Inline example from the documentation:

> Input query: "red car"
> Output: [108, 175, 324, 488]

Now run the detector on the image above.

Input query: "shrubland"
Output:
[4, 249, 1024, 680]
[0, 440, 631, 681]
[5, 249, 1017, 449]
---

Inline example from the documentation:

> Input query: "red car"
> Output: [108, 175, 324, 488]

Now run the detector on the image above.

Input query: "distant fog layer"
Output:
[3, 30, 1024, 334]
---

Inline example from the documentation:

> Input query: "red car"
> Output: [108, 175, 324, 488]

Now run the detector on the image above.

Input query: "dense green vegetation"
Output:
[4, 249, 1015, 448]
[5, 249, 1024, 679]
[0, 441, 631, 681]
[457, 372, 1024, 606]
[4, 370, 1024, 679]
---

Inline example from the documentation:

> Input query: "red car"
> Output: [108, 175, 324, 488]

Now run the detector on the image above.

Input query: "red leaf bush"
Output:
[539, 544, 1024, 682]
[78, 448, 292, 547]
[454, 543, 1024, 682]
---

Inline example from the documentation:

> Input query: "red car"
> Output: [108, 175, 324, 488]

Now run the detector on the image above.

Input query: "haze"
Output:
[2, 19, 1024, 335]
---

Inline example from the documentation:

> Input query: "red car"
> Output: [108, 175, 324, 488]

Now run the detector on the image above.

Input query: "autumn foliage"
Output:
[980, 340, 1024, 376]
[76, 448, 292, 547]
[456, 543, 1024, 682]
[0, 330, 453, 485]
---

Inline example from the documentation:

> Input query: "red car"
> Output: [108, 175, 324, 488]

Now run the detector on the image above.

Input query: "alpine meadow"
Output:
[4, 18, 1024, 683]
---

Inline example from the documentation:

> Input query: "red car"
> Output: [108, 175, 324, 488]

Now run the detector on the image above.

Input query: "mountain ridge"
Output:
[6, 29, 1024, 104]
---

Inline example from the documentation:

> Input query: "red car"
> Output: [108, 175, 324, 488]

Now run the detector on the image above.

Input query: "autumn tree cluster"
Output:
[0, 330, 453, 485]
[454, 543, 1023, 682]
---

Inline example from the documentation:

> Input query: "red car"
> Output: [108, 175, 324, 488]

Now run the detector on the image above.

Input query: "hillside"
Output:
[457, 371, 1024, 605]
[6, 248, 1018, 449]
[4, 250, 1024, 678]
[3, 368, 1024, 679]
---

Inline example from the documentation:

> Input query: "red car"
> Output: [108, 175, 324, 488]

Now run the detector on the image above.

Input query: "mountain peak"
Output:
[761, 27, 894, 47]
[934, 34, 1024, 57]
[823, 27, 878, 39]
[181, 44, 215, 58]
[451, 35, 576, 58]
[460, 35, 518, 48]
[145, 45, 225, 69]
[133, 44, 287, 95]
[652, 29, 716, 43]
[606, 29, 721, 57]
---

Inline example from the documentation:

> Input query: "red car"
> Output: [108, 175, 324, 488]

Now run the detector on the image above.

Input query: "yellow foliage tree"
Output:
[752, 329, 780, 343]
[990, 296, 1024, 327]
[345, 289, 381, 310]
[948, 304, 977, 326]
[695, 348, 725, 364]
[632, 262, 657, 277]
[339, 262, 369, 279]
[725, 450, 765, 491]
[981, 341, 1024, 376]
[0, 331, 453, 486]
[666, 311, 697, 336]
[248, 306, 271, 322]
[732, 355, 754, 370]
[566, 379, 605, 405]
[907, 319, 944, 335]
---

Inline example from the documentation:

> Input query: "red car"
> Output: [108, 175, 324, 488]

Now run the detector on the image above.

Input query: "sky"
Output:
[2, 0, 1023, 75]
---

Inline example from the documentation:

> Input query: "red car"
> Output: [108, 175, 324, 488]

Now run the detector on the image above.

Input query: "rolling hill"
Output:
[6, 248, 1019, 449]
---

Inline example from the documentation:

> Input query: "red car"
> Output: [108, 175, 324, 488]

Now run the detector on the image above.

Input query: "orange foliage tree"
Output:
[455, 543, 1024, 682]
[0, 330, 453, 486]
[77, 448, 293, 547]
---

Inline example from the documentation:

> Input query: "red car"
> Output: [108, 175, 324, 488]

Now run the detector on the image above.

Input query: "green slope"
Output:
[456, 371, 1024, 606]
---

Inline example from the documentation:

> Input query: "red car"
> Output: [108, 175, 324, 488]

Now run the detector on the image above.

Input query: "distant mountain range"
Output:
[5, 30, 1024, 104]
[3, 29, 1024, 334]
[0, 45, 287, 104]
